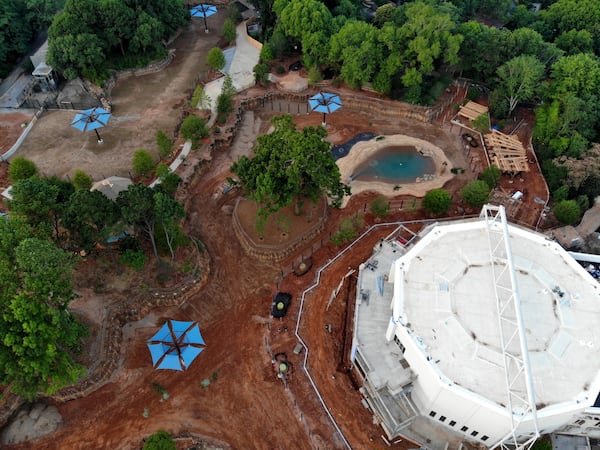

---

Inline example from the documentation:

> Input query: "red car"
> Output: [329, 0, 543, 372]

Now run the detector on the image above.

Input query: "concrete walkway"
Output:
[203, 21, 261, 127]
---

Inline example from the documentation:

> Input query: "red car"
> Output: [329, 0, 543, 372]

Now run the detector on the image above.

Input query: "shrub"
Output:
[553, 200, 581, 225]
[260, 43, 274, 63]
[180, 115, 208, 147]
[472, 113, 489, 134]
[370, 195, 390, 217]
[223, 18, 236, 44]
[119, 249, 145, 270]
[331, 215, 363, 246]
[422, 188, 452, 214]
[460, 180, 491, 209]
[467, 86, 480, 101]
[207, 47, 225, 72]
[72, 169, 93, 190]
[552, 185, 570, 202]
[216, 75, 236, 124]
[156, 130, 172, 160]
[479, 164, 500, 189]
[142, 430, 176, 450]
[132, 149, 155, 178]
[308, 66, 322, 86]
[8, 157, 37, 182]
[254, 63, 270, 85]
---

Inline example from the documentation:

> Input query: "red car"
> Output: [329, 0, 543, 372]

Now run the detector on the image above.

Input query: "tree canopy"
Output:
[47, 0, 187, 80]
[0, 217, 86, 399]
[231, 115, 350, 218]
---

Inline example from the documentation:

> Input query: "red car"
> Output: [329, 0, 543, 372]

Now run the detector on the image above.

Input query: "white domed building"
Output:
[351, 205, 600, 449]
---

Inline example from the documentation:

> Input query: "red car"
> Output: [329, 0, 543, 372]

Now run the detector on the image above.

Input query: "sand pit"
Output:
[337, 134, 453, 205]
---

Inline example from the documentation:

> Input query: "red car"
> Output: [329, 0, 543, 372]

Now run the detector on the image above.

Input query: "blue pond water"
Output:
[352, 146, 435, 183]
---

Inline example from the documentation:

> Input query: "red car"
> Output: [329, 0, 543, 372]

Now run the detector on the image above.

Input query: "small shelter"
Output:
[91, 176, 132, 201]
[30, 39, 57, 92]
[484, 130, 530, 174]
[457, 101, 489, 123]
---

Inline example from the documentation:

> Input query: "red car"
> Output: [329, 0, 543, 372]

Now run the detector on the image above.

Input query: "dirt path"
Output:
[9, 16, 223, 181]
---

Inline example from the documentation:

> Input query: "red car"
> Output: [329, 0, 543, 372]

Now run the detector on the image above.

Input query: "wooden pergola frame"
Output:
[484, 130, 530, 174]
[457, 101, 489, 122]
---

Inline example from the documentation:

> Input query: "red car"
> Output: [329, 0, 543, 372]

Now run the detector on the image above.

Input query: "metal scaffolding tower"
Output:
[480, 205, 539, 450]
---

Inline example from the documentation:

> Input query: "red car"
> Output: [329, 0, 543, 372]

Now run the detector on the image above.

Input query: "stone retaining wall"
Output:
[103, 49, 176, 98]
[232, 197, 328, 262]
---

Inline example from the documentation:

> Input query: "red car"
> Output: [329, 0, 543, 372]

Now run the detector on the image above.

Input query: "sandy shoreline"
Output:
[337, 134, 454, 206]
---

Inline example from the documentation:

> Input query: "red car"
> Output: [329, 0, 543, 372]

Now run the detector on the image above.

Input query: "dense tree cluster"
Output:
[0, 160, 186, 398]
[0, 0, 64, 77]
[47, 0, 187, 80]
[249, 0, 600, 210]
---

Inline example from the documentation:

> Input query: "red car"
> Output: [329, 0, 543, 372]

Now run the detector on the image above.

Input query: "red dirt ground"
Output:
[2, 27, 551, 450]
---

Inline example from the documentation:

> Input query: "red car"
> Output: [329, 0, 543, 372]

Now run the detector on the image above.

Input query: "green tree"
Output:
[254, 63, 270, 85]
[0, 222, 86, 399]
[117, 183, 160, 263]
[422, 188, 452, 214]
[376, 2, 463, 99]
[156, 130, 172, 160]
[493, 55, 545, 117]
[9, 177, 60, 234]
[143, 430, 176, 450]
[479, 164, 501, 189]
[328, 20, 381, 88]
[132, 149, 155, 179]
[231, 115, 350, 219]
[179, 115, 209, 147]
[72, 169, 93, 190]
[63, 189, 120, 251]
[154, 164, 181, 197]
[154, 192, 185, 262]
[0, 1, 35, 77]
[207, 47, 225, 72]
[553, 199, 581, 225]
[541, 0, 600, 50]
[216, 75, 236, 124]
[276, 0, 334, 67]
[471, 113, 489, 135]
[223, 18, 236, 44]
[460, 180, 490, 209]
[8, 157, 38, 183]
[555, 29, 594, 56]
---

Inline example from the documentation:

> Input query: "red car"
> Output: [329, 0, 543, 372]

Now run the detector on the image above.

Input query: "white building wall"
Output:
[393, 324, 511, 443]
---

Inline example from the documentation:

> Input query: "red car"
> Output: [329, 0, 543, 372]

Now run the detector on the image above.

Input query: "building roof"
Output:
[484, 130, 530, 173]
[90, 176, 132, 201]
[30, 39, 53, 77]
[390, 217, 600, 409]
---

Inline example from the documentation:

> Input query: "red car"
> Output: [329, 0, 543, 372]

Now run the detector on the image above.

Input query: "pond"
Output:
[350, 146, 436, 183]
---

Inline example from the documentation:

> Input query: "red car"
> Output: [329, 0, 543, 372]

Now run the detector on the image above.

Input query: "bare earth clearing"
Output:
[1, 12, 549, 450]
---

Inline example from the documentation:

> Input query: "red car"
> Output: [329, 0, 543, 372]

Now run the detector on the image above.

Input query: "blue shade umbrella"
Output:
[308, 92, 342, 126]
[147, 320, 206, 371]
[190, 4, 217, 33]
[71, 106, 111, 143]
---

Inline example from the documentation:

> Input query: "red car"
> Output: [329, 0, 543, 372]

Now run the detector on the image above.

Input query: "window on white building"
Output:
[471, 431, 479, 437]
[449, 420, 456, 427]
[429, 411, 436, 418]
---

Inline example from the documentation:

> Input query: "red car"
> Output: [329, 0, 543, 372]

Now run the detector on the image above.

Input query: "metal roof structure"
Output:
[353, 206, 600, 449]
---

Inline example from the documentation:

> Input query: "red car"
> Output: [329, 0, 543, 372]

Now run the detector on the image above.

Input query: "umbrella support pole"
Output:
[204, 16, 209, 33]
[322, 112, 326, 127]
[95, 129, 103, 144]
